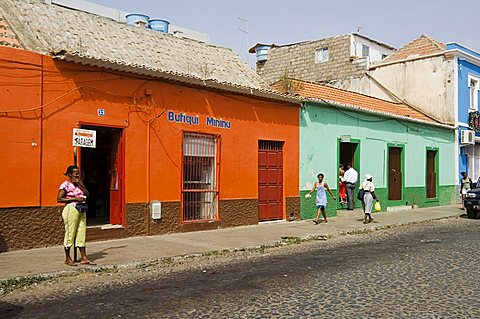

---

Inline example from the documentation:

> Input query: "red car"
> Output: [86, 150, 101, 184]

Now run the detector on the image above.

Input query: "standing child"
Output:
[339, 164, 347, 205]
[306, 173, 336, 224]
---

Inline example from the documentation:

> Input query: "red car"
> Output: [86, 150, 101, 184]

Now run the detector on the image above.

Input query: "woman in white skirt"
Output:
[360, 174, 378, 224]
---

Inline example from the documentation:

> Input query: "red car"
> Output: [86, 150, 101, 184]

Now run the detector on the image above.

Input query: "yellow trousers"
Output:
[62, 204, 86, 248]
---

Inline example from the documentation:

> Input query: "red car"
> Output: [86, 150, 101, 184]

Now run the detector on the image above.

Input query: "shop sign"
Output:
[167, 111, 231, 129]
[72, 128, 96, 148]
[206, 116, 231, 129]
[168, 111, 199, 126]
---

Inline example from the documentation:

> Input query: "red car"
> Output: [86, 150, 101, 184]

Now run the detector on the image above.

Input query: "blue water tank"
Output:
[148, 19, 170, 33]
[125, 14, 150, 27]
[256, 45, 271, 62]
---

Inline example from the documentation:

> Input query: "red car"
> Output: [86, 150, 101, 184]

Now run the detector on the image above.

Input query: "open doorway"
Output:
[338, 141, 360, 209]
[80, 125, 124, 226]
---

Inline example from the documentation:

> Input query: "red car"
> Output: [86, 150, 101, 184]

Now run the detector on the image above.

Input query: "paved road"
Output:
[2, 218, 480, 318]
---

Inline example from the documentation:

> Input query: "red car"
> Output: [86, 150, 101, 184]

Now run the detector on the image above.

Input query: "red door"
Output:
[110, 129, 124, 225]
[258, 141, 284, 221]
[388, 147, 403, 200]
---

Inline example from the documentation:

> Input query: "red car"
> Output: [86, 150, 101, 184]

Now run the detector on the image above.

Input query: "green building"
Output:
[295, 80, 457, 218]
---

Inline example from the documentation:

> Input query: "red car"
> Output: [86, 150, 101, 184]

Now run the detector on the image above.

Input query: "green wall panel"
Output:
[300, 190, 338, 219]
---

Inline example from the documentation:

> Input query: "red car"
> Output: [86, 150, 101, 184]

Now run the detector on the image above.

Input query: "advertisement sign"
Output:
[72, 128, 96, 148]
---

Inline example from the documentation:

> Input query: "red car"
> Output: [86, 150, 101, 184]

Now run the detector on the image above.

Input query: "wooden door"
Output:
[426, 150, 437, 198]
[258, 141, 284, 221]
[388, 147, 402, 200]
[109, 129, 124, 225]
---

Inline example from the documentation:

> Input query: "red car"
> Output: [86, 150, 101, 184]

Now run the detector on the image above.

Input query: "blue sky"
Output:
[91, 0, 480, 65]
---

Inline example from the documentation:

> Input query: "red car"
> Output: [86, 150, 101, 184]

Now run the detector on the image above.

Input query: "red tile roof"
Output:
[274, 79, 440, 124]
[381, 35, 445, 63]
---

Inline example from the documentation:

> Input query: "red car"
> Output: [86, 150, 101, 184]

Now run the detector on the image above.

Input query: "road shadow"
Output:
[87, 245, 128, 261]
[0, 301, 23, 318]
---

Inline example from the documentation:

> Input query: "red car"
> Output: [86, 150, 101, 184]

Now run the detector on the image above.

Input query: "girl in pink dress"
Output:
[339, 164, 347, 205]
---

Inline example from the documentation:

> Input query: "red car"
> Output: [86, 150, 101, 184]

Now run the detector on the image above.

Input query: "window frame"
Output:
[315, 47, 329, 63]
[361, 44, 370, 58]
[468, 74, 480, 112]
[181, 131, 220, 223]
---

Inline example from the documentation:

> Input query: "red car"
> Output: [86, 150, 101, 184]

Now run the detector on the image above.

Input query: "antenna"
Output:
[356, 25, 363, 33]
[238, 16, 249, 66]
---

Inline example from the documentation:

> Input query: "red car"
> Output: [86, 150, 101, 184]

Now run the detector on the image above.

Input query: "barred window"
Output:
[182, 132, 219, 222]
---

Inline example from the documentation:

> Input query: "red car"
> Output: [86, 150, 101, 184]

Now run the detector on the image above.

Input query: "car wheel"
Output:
[466, 209, 478, 219]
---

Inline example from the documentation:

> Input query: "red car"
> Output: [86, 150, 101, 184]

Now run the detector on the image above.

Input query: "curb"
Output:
[0, 213, 461, 295]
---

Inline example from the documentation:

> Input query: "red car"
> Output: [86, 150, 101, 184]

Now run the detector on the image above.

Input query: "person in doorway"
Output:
[306, 173, 336, 224]
[339, 164, 347, 205]
[360, 174, 378, 224]
[344, 163, 358, 210]
[460, 171, 472, 210]
[57, 165, 96, 266]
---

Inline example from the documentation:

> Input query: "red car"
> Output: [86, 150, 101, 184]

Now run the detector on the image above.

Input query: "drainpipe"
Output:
[146, 107, 168, 236]
[39, 56, 44, 207]
[146, 121, 151, 236]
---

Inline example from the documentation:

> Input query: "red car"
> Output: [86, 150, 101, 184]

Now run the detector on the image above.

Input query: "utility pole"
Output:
[238, 16, 249, 66]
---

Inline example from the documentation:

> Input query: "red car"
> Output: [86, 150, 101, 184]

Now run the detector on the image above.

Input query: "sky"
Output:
[90, 0, 480, 66]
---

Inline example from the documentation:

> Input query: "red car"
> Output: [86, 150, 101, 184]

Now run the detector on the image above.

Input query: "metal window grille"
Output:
[259, 140, 284, 151]
[466, 145, 480, 181]
[182, 132, 219, 222]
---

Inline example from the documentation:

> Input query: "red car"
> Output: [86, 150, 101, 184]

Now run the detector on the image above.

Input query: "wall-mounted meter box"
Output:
[150, 201, 161, 219]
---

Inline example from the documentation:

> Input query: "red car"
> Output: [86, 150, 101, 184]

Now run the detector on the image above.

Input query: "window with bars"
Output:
[466, 145, 480, 181]
[182, 132, 219, 222]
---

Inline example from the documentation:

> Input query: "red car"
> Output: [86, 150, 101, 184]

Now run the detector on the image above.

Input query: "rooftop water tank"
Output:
[255, 45, 271, 62]
[149, 19, 170, 33]
[125, 13, 150, 27]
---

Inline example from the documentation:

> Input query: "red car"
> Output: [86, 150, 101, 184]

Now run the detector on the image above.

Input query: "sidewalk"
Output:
[0, 205, 463, 281]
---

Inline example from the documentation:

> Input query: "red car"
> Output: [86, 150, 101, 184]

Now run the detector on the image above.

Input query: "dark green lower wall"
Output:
[300, 190, 341, 219]
[300, 185, 456, 220]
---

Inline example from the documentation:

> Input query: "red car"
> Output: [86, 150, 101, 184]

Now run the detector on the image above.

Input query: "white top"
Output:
[344, 168, 358, 184]
[361, 181, 375, 192]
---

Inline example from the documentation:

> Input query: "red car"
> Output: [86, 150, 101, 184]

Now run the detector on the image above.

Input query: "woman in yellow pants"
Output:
[57, 165, 96, 266]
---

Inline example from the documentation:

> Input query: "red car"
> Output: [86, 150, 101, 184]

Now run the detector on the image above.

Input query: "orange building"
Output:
[0, 1, 300, 251]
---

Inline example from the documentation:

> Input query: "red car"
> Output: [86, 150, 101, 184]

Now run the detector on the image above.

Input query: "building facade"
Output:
[330, 36, 480, 186]
[445, 43, 480, 182]
[250, 33, 395, 85]
[0, 0, 301, 251]
[275, 80, 456, 218]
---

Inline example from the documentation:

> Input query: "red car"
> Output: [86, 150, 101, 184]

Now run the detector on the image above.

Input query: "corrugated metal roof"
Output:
[0, 0, 267, 90]
[54, 51, 303, 105]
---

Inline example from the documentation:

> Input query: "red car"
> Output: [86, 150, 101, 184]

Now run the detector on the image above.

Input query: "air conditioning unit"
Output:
[461, 130, 475, 145]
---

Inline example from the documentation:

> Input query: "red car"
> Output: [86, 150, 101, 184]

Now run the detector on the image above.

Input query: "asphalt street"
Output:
[1, 217, 479, 318]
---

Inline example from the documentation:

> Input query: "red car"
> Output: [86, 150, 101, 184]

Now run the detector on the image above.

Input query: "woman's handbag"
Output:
[357, 189, 365, 201]
[374, 201, 381, 212]
[76, 203, 88, 213]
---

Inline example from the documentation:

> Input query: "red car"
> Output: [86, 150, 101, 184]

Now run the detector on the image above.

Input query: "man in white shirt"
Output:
[344, 163, 358, 210]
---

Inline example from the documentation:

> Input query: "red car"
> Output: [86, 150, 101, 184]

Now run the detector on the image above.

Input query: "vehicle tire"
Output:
[466, 209, 478, 219]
